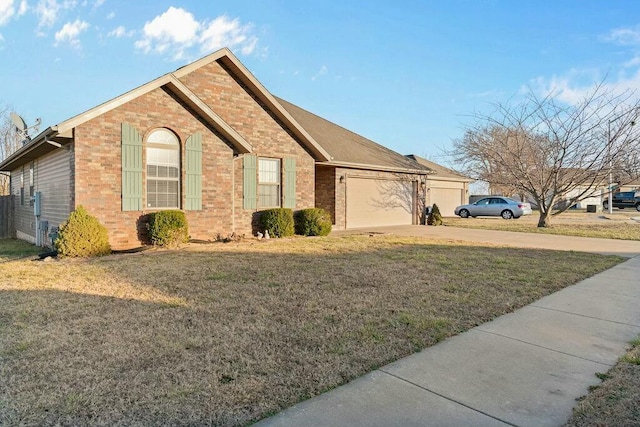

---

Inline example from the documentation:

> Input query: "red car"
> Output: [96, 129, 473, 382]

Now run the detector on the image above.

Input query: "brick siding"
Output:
[73, 59, 315, 249]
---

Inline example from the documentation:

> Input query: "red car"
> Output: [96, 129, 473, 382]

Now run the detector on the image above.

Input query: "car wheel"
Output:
[636, 204, 640, 212]
[603, 201, 608, 210]
[501, 210, 513, 220]
[459, 209, 470, 218]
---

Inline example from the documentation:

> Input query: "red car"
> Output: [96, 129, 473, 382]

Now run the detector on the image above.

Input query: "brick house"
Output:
[0, 48, 464, 249]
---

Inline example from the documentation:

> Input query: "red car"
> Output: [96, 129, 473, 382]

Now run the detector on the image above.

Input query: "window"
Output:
[20, 166, 25, 206]
[29, 162, 34, 206]
[258, 158, 281, 207]
[146, 129, 180, 209]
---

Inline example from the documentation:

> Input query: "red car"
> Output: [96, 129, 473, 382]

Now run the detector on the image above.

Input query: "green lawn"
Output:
[0, 239, 43, 262]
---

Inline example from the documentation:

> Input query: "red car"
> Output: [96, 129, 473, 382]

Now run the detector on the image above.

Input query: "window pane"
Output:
[259, 158, 280, 184]
[258, 184, 280, 208]
[147, 129, 180, 209]
[147, 129, 179, 145]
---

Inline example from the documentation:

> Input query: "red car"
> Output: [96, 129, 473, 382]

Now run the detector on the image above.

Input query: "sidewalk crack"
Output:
[377, 369, 518, 427]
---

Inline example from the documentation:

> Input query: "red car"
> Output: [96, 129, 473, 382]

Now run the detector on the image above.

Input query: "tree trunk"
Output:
[537, 210, 551, 227]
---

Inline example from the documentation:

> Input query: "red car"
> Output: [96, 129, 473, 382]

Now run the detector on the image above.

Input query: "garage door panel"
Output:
[346, 178, 414, 228]
[430, 187, 463, 217]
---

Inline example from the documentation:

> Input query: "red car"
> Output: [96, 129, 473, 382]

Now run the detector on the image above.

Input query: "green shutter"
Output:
[121, 122, 143, 211]
[185, 133, 203, 210]
[243, 155, 257, 210]
[283, 158, 296, 209]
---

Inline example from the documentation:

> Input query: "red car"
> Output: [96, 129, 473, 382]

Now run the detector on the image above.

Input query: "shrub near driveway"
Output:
[0, 236, 624, 426]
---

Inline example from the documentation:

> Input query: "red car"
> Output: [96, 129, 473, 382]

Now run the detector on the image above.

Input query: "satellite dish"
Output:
[10, 112, 27, 132]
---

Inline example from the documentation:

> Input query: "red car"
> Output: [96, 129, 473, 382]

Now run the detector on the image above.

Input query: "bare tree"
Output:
[0, 104, 24, 195]
[451, 84, 640, 227]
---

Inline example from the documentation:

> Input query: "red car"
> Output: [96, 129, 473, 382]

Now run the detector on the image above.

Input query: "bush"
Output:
[259, 208, 294, 237]
[55, 205, 111, 257]
[148, 210, 189, 247]
[427, 203, 443, 226]
[294, 208, 332, 236]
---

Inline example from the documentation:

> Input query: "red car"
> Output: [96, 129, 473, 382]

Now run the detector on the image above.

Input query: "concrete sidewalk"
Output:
[257, 230, 640, 427]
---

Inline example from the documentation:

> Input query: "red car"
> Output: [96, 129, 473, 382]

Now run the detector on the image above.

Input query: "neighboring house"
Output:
[406, 155, 472, 216]
[0, 48, 458, 249]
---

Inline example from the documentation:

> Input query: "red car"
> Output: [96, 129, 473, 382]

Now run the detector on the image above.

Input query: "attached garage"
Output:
[346, 177, 415, 228]
[429, 182, 465, 217]
[407, 155, 472, 218]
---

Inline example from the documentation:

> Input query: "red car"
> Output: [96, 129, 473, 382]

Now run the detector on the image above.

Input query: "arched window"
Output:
[146, 128, 180, 208]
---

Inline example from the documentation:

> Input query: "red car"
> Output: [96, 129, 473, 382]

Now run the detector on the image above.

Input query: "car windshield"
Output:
[506, 198, 521, 204]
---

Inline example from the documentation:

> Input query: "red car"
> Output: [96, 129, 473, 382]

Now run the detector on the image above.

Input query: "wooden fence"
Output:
[0, 195, 15, 239]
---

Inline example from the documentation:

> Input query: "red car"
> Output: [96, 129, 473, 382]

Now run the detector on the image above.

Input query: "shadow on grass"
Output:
[0, 239, 625, 426]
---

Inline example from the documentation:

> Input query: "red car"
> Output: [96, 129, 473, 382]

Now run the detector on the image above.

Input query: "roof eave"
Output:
[0, 127, 63, 171]
[214, 54, 332, 162]
[318, 160, 434, 175]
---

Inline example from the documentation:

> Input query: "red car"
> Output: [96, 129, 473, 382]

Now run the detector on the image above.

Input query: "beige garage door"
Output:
[346, 178, 415, 228]
[430, 187, 463, 217]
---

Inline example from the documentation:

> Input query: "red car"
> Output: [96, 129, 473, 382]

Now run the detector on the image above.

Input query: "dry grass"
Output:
[445, 211, 640, 240]
[0, 235, 624, 426]
[565, 338, 640, 427]
[0, 239, 43, 262]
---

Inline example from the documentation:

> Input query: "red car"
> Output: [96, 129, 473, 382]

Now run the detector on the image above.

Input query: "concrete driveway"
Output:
[332, 225, 640, 258]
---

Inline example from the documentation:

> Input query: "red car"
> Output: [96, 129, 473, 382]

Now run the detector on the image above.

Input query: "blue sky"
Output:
[2, 1, 640, 164]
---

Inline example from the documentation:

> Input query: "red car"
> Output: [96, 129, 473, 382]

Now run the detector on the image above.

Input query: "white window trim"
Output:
[146, 128, 181, 209]
[258, 157, 281, 208]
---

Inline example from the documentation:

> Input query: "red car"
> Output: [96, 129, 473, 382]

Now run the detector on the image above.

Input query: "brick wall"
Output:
[72, 59, 316, 248]
[74, 87, 235, 249]
[315, 165, 335, 222]
[179, 60, 316, 237]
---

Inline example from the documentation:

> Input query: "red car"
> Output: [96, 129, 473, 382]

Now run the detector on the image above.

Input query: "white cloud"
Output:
[0, 0, 28, 26]
[93, 0, 104, 7]
[0, 0, 15, 25]
[199, 15, 257, 55]
[311, 65, 328, 81]
[54, 18, 89, 47]
[35, 0, 78, 29]
[35, 0, 60, 28]
[604, 25, 640, 46]
[135, 7, 260, 61]
[108, 25, 132, 38]
[106, 10, 114, 19]
[527, 68, 640, 107]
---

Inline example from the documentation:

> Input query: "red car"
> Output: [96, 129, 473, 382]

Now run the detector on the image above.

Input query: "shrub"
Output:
[148, 210, 189, 247]
[294, 208, 332, 236]
[259, 208, 294, 237]
[427, 203, 443, 226]
[55, 205, 111, 257]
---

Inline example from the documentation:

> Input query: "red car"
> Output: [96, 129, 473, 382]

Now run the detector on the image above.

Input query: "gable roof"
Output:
[174, 49, 331, 162]
[276, 97, 432, 174]
[1, 48, 332, 172]
[406, 154, 472, 182]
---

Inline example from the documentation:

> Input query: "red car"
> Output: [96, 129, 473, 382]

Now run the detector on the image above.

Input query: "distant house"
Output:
[0, 48, 467, 248]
